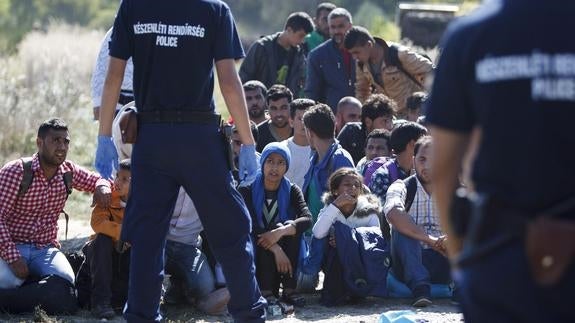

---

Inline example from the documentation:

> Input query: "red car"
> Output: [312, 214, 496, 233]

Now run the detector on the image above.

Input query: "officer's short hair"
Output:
[285, 12, 314, 34]
[315, 2, 336, 18]
[38, 118, 68, 138]
[243, 80, 267, 96]
[344, 26, 374, 50]
[303, 103, 335, 140]
[328, 8, 352, 24]
[390, 121, 428, 154]
[289, 98, 316, 119]
[361, 94, 397, 125]
[266, 84, 293, 105]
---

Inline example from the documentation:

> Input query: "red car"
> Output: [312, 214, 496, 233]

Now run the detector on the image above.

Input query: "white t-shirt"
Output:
[91, 27, 134, 109]
[283, 137, 311, 190]
[112, 103, 136, 160]
[166, 187, 203, 247]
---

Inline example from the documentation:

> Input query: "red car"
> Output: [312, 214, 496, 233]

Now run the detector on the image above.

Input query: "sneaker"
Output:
[280, 292, 306, 307]
[296, 271, 318, 292]
[412, 285, 432, 308]
[91, 304, 116, 319]
[412, 295, 432, 307]
[197, 288, 230, 315]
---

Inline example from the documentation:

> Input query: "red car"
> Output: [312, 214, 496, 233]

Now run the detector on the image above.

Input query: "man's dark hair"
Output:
[243, 80, 267, 96]
[344, 26, 374, 50]
[285, 12, 314, 34]
[414, 135, 432, 157]
[266, 84, 293, 105]
[38, 118, 68, 138]
[303, 103, 335, 140]
[406, 91, 428, 111]
[232, 121, 259, 142]
[361, 94, 397, 125]
[316, 2, 336, 18]
[365, 128, 391, 150]
[289, 98, 316, 119]
[389, 121, 428, 154]
[119, 158, 131, 172]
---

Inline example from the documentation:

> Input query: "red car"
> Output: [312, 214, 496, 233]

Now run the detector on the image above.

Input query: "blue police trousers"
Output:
[120, 123, 265, 322]
[458, 238, 574, 323]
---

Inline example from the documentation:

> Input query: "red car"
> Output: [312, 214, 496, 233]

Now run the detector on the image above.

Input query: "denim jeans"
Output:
[0, 243, 74, 289]
[301, 235, 328, 275]
[164, 239, 215, 300]
[390, 230, 451, 293]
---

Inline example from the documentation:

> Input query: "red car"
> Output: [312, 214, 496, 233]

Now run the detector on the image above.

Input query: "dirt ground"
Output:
[0, 219, 463, 323]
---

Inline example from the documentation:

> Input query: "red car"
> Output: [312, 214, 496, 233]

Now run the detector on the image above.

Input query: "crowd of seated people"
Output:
[0, 1, 451, 320]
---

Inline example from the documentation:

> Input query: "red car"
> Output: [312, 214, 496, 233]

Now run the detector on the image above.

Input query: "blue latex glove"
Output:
[238, 144, 258, 185]
[95, 135, 118, 179]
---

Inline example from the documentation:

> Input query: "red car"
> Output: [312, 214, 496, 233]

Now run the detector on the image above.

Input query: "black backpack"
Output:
[18, 157, 73, 196]
[0, 275, 78, 314]
[402, 174, 418, 213]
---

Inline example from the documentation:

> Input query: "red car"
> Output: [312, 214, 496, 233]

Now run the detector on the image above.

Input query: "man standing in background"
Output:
[305, 8, 355, 112]
[240, 12, 313, 98]
[304, 2, 336, 53]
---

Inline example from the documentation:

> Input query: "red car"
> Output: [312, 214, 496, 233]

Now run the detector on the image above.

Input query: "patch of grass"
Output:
[0, 24, 102, 167]
[1, 23, 232, 237]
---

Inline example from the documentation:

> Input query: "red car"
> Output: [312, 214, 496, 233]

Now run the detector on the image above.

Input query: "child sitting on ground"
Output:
[306, 168, 387, 306]
[83, 159, 131, 319]
[238, 142, 311, 315]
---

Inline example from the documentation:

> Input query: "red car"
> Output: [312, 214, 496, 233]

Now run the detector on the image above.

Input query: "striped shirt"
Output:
[0, 154, 109, 263]
[383, 177, 443, 248]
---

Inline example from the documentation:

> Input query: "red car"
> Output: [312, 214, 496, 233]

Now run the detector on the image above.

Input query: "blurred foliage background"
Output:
[0, 0, 477, 54]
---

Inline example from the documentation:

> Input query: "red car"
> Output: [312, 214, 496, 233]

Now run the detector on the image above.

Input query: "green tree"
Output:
[35, 0, 99, 26]
[0, 0, 117, 53]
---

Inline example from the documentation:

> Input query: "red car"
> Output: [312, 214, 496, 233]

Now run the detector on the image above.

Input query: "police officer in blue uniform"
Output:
[94, 0, 265, 321]
[427, 1, 575, 322]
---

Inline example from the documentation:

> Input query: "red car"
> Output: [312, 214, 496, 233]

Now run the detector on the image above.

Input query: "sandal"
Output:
[281, 292, 306, 307]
